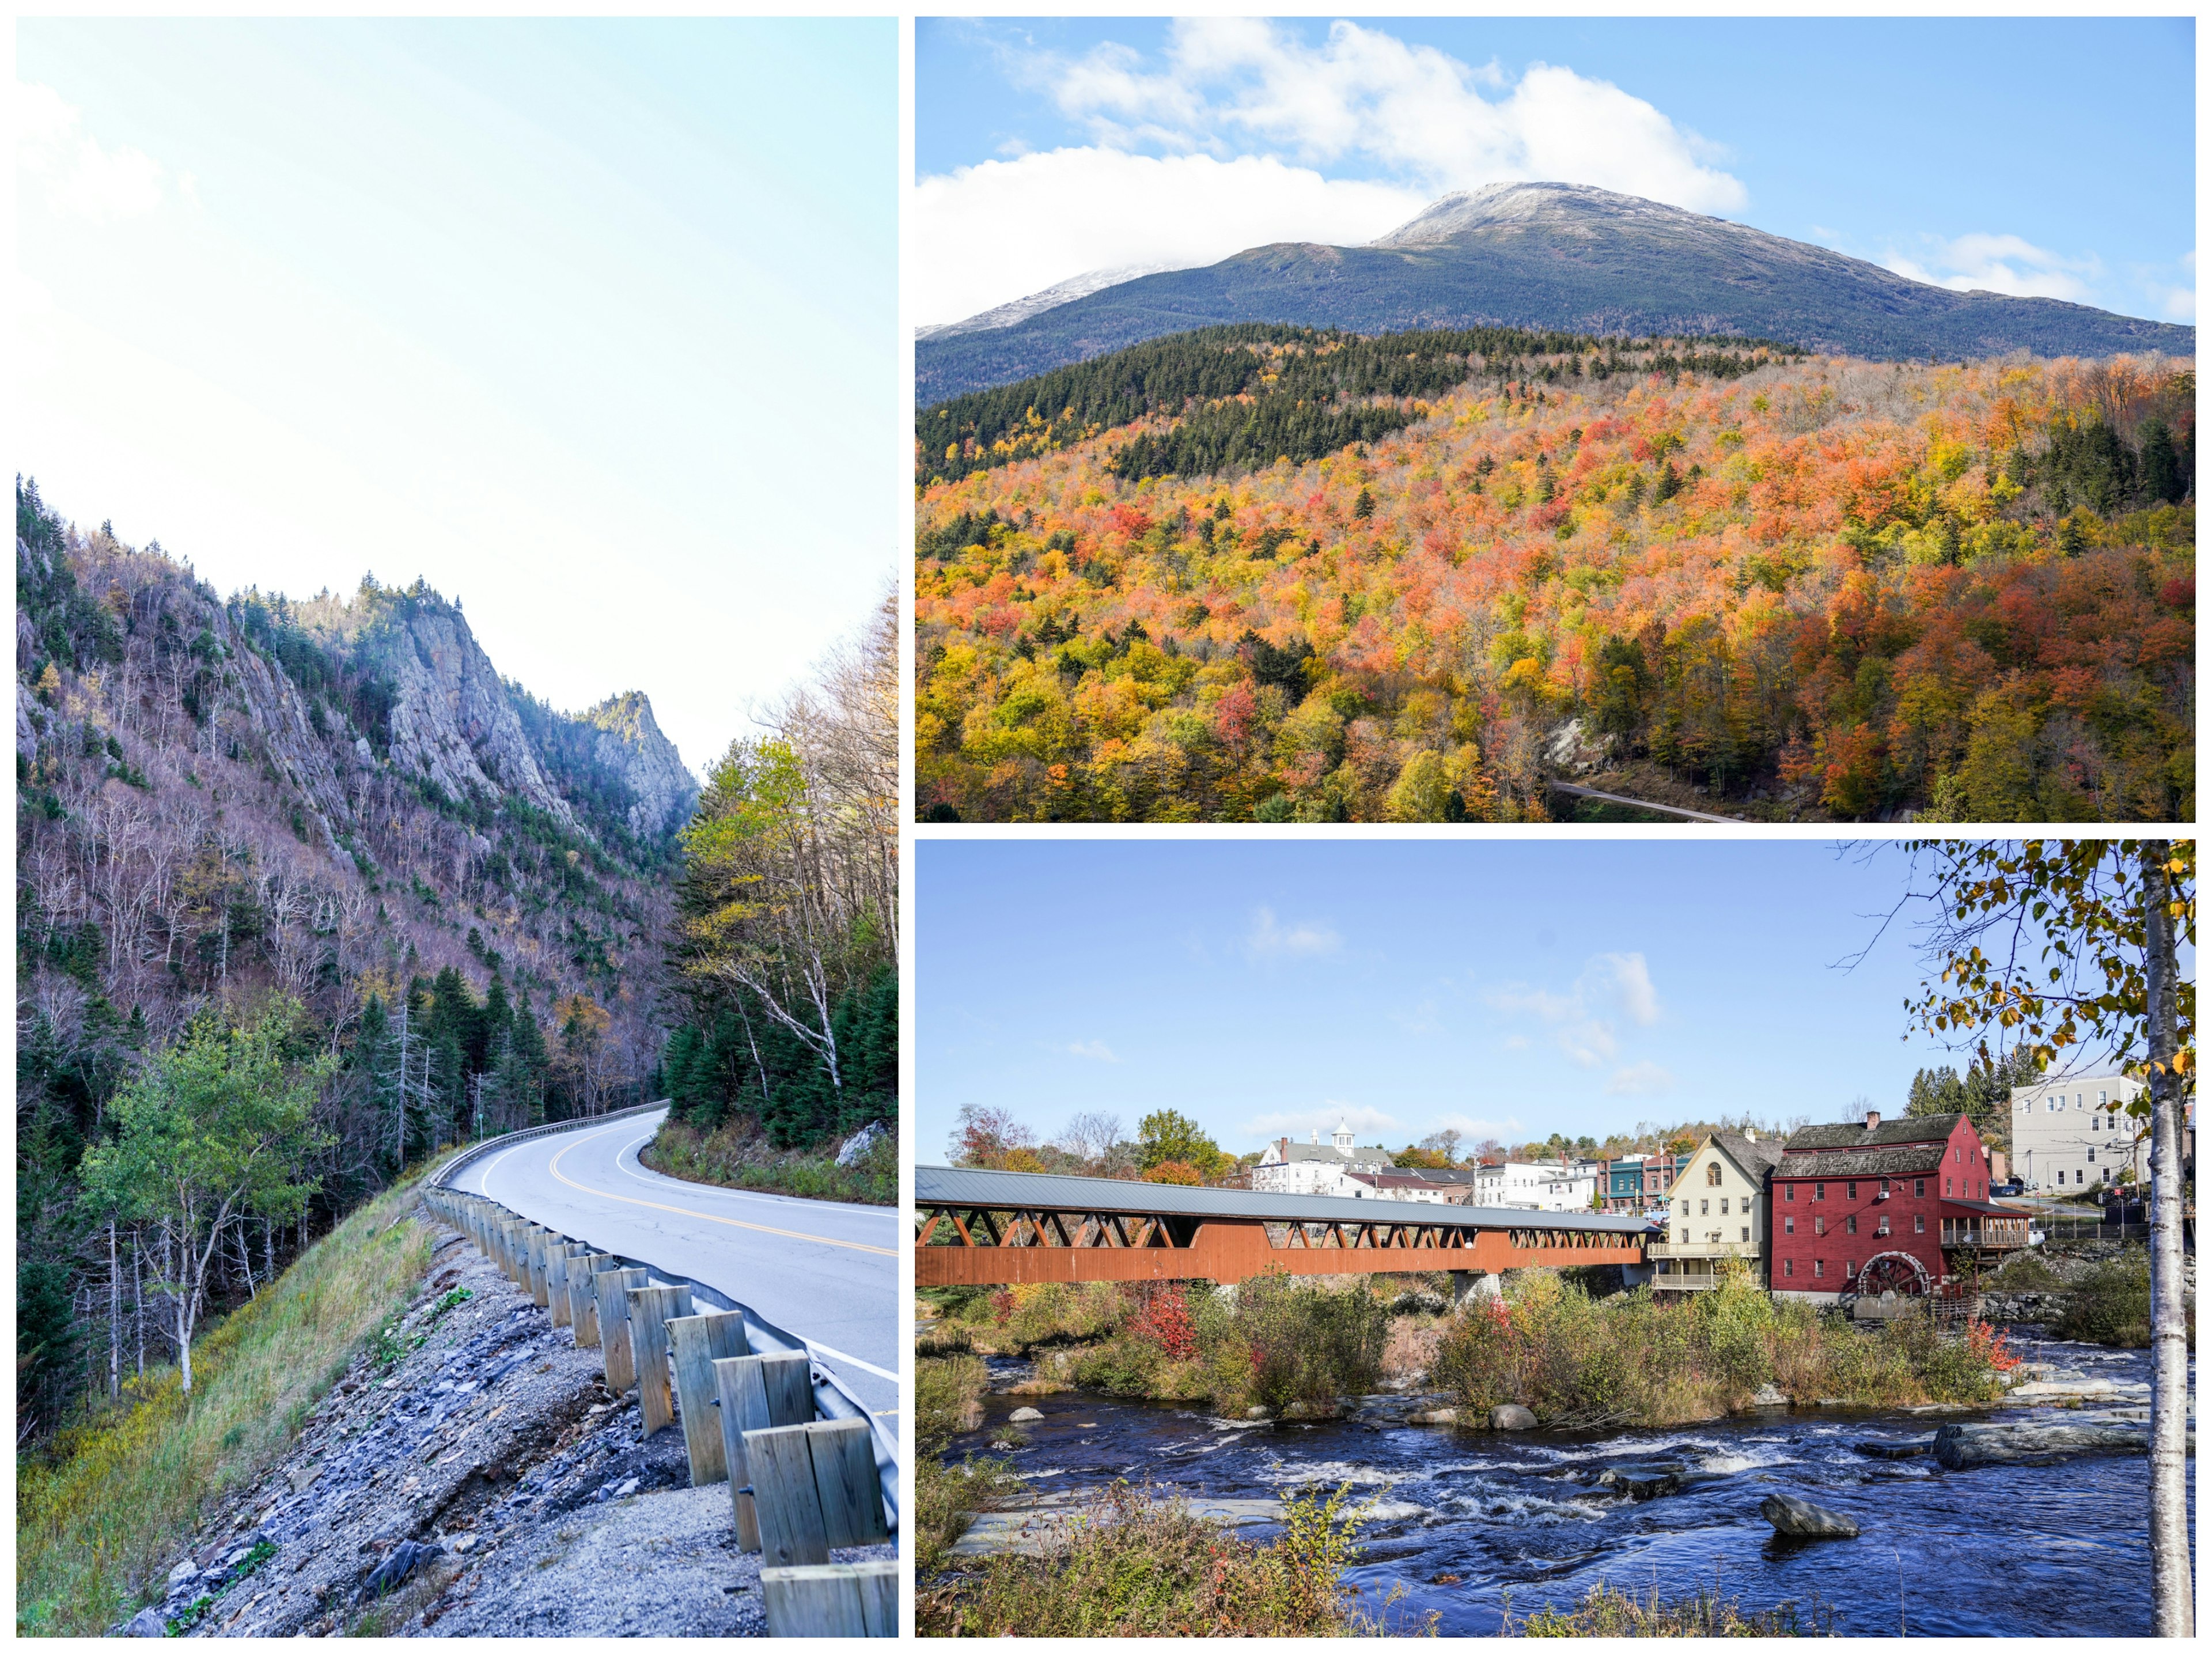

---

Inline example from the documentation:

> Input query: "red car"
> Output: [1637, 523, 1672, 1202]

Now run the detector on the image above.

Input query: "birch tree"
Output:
[1897, 839, 2194, 1637]
[77, 1000, 331, 1393]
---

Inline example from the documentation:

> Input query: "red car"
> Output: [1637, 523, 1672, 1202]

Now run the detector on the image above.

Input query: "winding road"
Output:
[446, 1108, 899, 1419]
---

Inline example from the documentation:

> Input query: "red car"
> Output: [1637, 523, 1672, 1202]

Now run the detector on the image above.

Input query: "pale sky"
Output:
[16, 19, 897, 774]
[916, 17, 2195, 330]
[916, 841, 2192, 1163]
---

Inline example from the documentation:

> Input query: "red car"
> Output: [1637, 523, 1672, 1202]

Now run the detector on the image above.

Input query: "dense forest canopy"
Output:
[658, 592, 899, 1149]
[916, 339, 2193, 824]
[15, 479, 687, 1435]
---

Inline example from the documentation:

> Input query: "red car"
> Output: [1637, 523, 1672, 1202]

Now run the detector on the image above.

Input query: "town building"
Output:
[1251, 1123, 1393, 1198]
[1649, 1131, 1781, 1291]
[1469, 1158, 1603, 1211]
[1604, 1152, 1688, 1213]
[1343, 1167, 1476, 1204]
[2009, 1072, 2143, 1193]
[1769, 1110, 2027, 1305]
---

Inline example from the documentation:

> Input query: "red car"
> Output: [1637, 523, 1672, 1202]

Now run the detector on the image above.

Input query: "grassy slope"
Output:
[639, 1119, 896, 1206]
[17, 1171, 442, 1636]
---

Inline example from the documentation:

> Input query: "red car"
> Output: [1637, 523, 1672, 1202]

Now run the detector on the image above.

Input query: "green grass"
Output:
[640, 1118, 894, 1206]
[1514, 1580, 1834, 1637]
[915, 1353, 1018, 1574]
[1432, 1263, 2017, 1428]
[917, 1481, 1382, 1636]
[17, 1168, 445, 1636]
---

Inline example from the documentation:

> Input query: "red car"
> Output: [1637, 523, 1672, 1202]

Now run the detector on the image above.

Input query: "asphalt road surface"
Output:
[448, 1108, 899, 1418]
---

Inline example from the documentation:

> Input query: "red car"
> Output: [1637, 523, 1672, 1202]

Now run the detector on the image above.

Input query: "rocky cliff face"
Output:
[578, 692, 699, 840]
[351, 596, 581, 834]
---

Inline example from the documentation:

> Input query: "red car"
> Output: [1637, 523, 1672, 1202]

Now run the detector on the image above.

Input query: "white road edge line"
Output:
[461, 1115, 901, 1387]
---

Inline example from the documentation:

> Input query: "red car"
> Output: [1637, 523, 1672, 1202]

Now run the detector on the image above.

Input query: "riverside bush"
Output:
[2052, 1254, 2155, 1347]
[1067, 1275, 1388, 1414]
[1434, 1261, 2014, 1425]
[916, 1481, 1376, 1636]
[1515, 1580, 1832, 1637]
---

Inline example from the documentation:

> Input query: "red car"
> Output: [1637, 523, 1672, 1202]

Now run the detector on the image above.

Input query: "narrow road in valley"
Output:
[1548, 779, 1745, 824]
[448, 1108, 899, 1418]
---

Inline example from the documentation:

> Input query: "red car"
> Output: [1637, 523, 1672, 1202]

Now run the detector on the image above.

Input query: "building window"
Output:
[1915, 1214, 1925, 1233]
[1846, 1182, 1858, 1200]
[1785, 1259, 1795, 1278]
[1846, 1215, 1858, 1235]
[1697, 1198, 1707, 1215]
[1741, 1226, 1751, 1243]
[1785, 1217, 1795, 1234]
[1876, 1220, 1889, 1236]
[1946, 1176, 1953, 1196]
[1915, 1179, 1925, 1198]
[1814, 1259, 1825, 1279]
[2100, 1091, 2108, 1106]
[1720, 1198, 1730, 1215]
[1785, 1184, 1795, 1202]
[2088, 1149, 2096, 1164]
[2077, 1169, 2085, 1185]
[1880, 1178, 1891, 1195]
[1707, 1163, 1722, 1186]
[1813, 1217, 1824, 1236]
[1815, 1183, 1825, 1201]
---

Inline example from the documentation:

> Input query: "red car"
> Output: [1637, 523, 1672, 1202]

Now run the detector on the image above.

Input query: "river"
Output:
[941, 1331, 2193, 1637]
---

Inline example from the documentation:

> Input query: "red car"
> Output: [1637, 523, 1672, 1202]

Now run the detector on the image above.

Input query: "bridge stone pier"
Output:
[915, 1165, 1653, 1292]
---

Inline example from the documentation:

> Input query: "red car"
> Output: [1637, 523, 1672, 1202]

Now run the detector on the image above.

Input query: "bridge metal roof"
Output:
[915, 1164, 1654, 1235]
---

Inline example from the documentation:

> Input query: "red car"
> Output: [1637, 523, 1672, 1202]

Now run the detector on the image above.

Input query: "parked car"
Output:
[1991, 1178, 2027, 1197]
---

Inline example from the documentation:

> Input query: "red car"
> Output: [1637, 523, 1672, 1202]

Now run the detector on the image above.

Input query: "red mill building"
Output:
[1770, 1110, 2028, 1304]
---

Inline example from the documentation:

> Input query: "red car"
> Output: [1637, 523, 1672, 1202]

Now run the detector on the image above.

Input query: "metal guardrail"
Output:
[424, 1111, 899, 1541]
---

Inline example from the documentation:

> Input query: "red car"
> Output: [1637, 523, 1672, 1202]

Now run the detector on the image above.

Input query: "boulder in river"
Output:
[1761, 1493, 1860, 1539]
[1007, 1406, 1045, 1423]
[1853, 1439, 1931, 1460]
[1749, 1383, 1788, 1407]
[1490, 1404, 1538, 1431]
[1599, 1464, 1685, 1500]
[1932, 1421, 2158, 1470]
[1408, 1407, 1460, 1426]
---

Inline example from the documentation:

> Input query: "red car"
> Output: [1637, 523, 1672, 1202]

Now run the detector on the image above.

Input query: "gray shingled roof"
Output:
[916, 1165, 1652, 1234]
[1774, 1144, 1950, 1179]
[1712, 1131, 1785, 1178]
[1785, 1115, 1961, 1152]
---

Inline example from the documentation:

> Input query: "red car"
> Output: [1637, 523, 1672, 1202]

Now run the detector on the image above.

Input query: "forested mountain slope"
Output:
[917, 183, 2195, 402]
[915, 335, 2194, 824]
[16, 478, 693, 1429]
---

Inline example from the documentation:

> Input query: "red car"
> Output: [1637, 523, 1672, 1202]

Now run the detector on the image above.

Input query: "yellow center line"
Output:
[547, 1134, 897, 1258]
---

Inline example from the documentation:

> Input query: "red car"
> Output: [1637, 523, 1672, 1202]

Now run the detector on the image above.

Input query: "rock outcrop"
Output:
[1760, 1493, 1860, 1538]
[578, 692, 698, 839]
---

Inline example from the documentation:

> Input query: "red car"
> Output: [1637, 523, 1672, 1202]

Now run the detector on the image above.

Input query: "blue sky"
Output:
[17, 20, 897, 771]
[915, 840, 2187, 1165]
[914, 17, 2195, 329]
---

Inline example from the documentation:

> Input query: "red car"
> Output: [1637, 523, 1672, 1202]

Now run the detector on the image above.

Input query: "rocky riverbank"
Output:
[122, 1204, 888, 1637]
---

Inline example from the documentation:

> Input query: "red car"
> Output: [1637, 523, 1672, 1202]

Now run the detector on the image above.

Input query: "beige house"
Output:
[1649, 1130, 1783, 1292]
[2009, 1073, 2143, 1193]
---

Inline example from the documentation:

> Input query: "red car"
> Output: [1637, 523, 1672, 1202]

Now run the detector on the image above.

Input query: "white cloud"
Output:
[1066, 1039, 1119, 1063]
[1244, 905, 1342, 962]
[2145, 249, 2195, 321]
[1240, 1102, 1400, 1142]
[17, 83, 169, 224]
[1606, 1061, 1676, 1097]
[1484, 952, 1661, 1069]
[912, 148, 1421, 327]
[1884, 232, 2102, 304]
[917, 19, 1746, 325]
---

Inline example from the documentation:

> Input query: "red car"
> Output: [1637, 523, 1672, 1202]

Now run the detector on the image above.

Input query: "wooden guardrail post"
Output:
[743, 1423, 832, 1567]
[668, 1311, 751, 1485]
[546, 1242, 575, 1329]
[570, 1253, 612, 1346]
[597, 1267, 650, 1392]
[503, 1219, 528, 1285]
[525, 1227, 553, 1307]
[760, 1561, 897, 1637]
[713, 1351, 813, 1551]
[804, 1420, 889, 1549]
[625, 1284, 694, 1437]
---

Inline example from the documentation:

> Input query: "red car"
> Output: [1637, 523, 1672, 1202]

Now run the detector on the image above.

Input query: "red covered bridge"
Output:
[914, 1165, 1653, 1289]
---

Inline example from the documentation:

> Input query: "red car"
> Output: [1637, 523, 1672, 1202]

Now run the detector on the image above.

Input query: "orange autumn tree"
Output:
[918, 336, 2191, 824]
